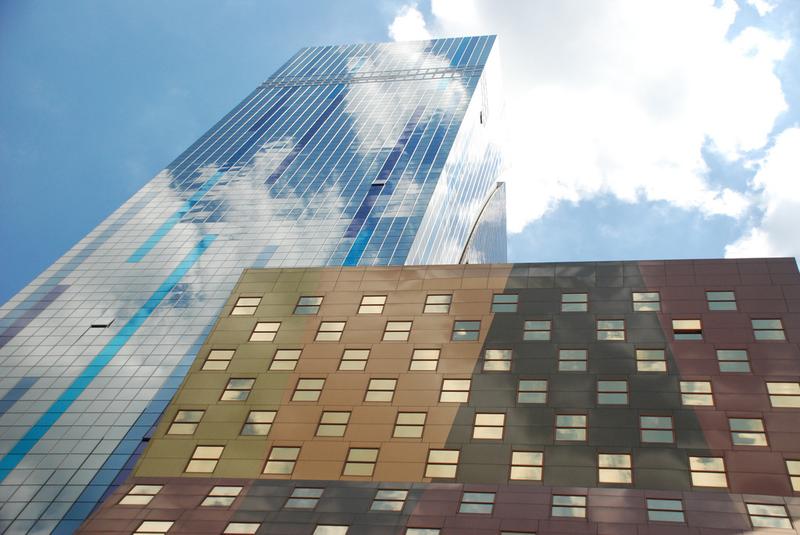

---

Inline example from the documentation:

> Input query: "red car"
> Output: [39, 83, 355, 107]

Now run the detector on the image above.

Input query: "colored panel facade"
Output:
[0, 37, 505, 534]
[84, 259, 800, 534]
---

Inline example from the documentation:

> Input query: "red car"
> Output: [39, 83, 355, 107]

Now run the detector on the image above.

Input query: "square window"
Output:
[524, 320, 551, 341]
[339, 349, 369, 371]
[264, 446, 300, 475]
[292, 379, 324, 401]
[673, 319, 702, 340]
[786, 459, 800, 491]
[221, 378, 255, 401]
[359, 295, 386, 314]
[241, 411, 276, 436]
[383, 321, 412, 341]
[551, 495, 586, 518]
[689, 456, 727, 487]
[473, 413, 505, 439]
[250, 322, 280, 342]
[410, 349, 440, 371]
[752, 319, 786, 340]
[647, 498, 685, 523]
[201, 486, 242, 507]
[394, 412, 426, 438]
[317, 412, 350, 437]
[746, 503, 792, 529]
[707, 291, 737, 311]
[365, 379, 396, 402]
[640, 416, 674, 443]
[556, 414, 587, 441]
[492, 294, 518, 313]
[680, 381, 714, 406]
[483, 349, 512, 371]
[425, 449, 459, 478]
[597, 380, 628, 405]
[459, 491, 495, 514]
[119, 484, 162, 505]
[452, 320, 480, 341]
[313, 527, 348, 535]
[168, 410, 204, 435]
[510, 451, 543, 481]
[270, 349, 301, 371]
[202, 349, 235, 371]
[598, 453, 632, 484]
[424, 294, 451, 314]
[717, 349, 751, 372]
[232, 296, 260, 316]
[371, 489, 408, 512]
[729, 417, 768, 446]
[517, 379, 547, 404]
[633, 292, 660, 312]
[223, 523, 261, 535]
[561, 293, 588, 312]
[186, 445, 223, 473]
[440, 379, 471, 402]
[343, 448, 378, 476]
[295, 296, 323, 315]
[133, 521, 174, 535]
[597, 319, 625, 341]
[316, 321, 345, 341]
[636, 349, 666, 373]
[285, 487, 323, 509]
[770, 383, 800, 408]
[559, 349, 587, 372]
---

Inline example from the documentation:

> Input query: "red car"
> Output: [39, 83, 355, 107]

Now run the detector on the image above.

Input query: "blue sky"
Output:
[1, 0, 799, 303]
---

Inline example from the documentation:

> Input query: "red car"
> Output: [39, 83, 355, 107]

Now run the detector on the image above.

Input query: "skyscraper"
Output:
[0, 36, 505, 534]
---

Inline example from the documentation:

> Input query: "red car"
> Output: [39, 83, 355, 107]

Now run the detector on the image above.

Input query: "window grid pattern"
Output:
[0, 35, 505, 530]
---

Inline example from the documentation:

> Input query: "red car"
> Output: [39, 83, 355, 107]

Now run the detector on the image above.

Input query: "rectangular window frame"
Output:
[510, 451, 543, 481]
[365, 378, 397, 402]
[597, 380, 628, 405]
[440, 378, 471, 403]
[202, 349, 235, 371]
[294, 296, 323, 315]
[596, 319, 625, 341]
[410, 349, 440, 371]
[672, 319, 703, 340]
[201, 486, 242, 507]
[558, 349, 587, 372]
[717, 349, 751, 373]
[316, 411, 350, 437]
[636, 348, 666, 373]
[517, 379, 547, 404]
[232, 296, 260, 316]
[729, 417, 768, 446]
[483, 349, 512, 371]
[220, 378, 255, 401]
[424, 294, 451, 314]
[241, 410, 276, 436]
[707, 290, 737, 311]
[555, 414, 587, 442]
[316, 321, 345, 342]
[292, 378, 325, 402]
[452, 320, 481, 341]
[491, 293, 518, 313]
[393, 412, 426, 438]
[186, 445, 224, 473]
[383, 320, 412, 341]
[472, 413, 505, 440]
[358, 295, 386, 314]
[561, 293, 588, 312]
[263, 446, 300, 475]
[523, 320, 551, 341]
[680, 381, 714, 406]
[632, 291, 660, 312]
[640, 415, 675, 444]
[689, 456, 728, 488]
[752, 318, 786, 341]
[598, 453, 632, 485]
[343, 447, 379, 477]
[339, 349, 369, 371]
[167, 410, 204, 435]
[646, 498, 685, 523]
[270, 349, 302, 371]
[458, 491, 495, 514]
[250, 322, 280, 342]
[425, 449, 459, 479]
[551, 495, 587, 518]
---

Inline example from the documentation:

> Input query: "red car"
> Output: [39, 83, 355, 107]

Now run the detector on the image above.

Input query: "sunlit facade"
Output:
[0, 36, 505, 534]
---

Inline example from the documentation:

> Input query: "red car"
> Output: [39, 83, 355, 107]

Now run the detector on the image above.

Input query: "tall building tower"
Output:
[0, 36, 505, 534]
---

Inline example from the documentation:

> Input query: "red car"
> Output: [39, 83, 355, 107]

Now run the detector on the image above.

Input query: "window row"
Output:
[207, 375, 800, 411]
[232, 316, 786, 345]
[232, 290, 770, 317]
[173, 410, 779, 450]
[204, 346, 774, 375]
[132, 496, 793, 534]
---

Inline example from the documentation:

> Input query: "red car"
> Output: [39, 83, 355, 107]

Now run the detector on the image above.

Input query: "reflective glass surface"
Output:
[0, 35, 505, 533]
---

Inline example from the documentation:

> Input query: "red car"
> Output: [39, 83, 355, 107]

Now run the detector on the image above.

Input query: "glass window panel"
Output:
[410, 349, 440, 370]
[270, 349, 302, 371]
[690, 456, 727, 487]
[339, 349, 369, 371]
[517, 379, 547, 404]
[483, 349, 511, 371]
[250, 322, 280, 341]
[633, 292, 661, 312]
[492, 294, 518, 312]
[424, 294, 451, 313]
[523, 320, 551, 340]
[452, 320, 480, 341]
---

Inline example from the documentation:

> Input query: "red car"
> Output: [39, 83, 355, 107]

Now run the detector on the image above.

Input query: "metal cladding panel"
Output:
[0, 36, 505, 534]
[82, 258, 800, 534]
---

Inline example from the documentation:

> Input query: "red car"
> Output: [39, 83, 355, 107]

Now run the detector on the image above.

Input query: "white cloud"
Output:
[747, 0, 777, 16]
[388, 2, 431, 41]
[387, 0, 790, 233]
[725, 126, 800, 258]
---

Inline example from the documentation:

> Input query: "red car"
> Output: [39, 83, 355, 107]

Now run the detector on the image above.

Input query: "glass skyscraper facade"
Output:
[0, 36, 505, 534]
